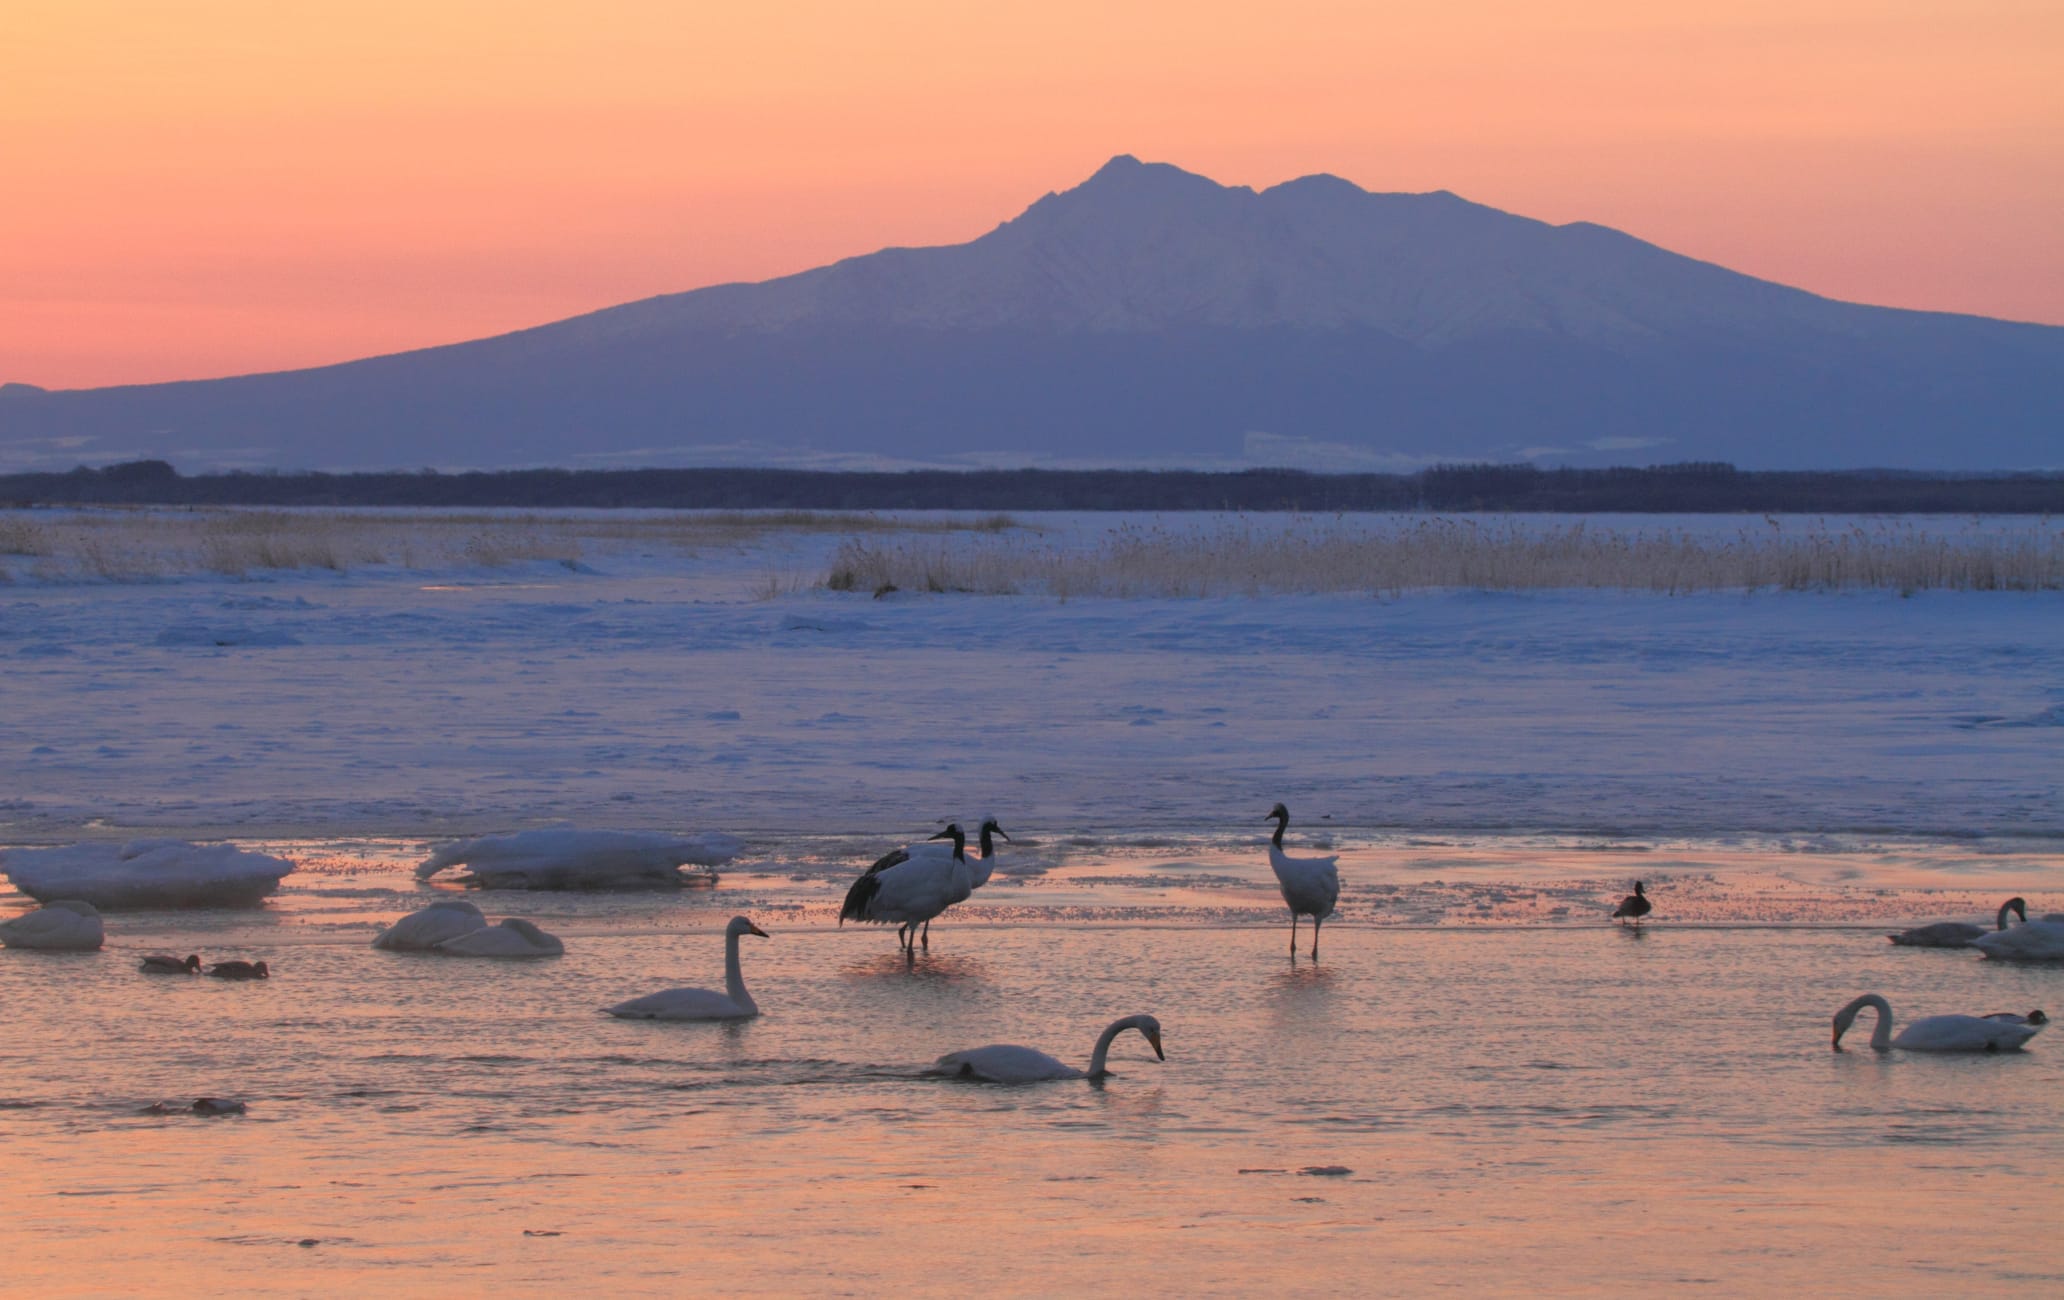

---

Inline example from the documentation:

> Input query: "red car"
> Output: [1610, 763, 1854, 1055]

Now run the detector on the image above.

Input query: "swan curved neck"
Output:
[724, 931, 756, 1014]
[1997, 900, 2019, 930]
[1087, 1018, 1131, 1078]
[1839, 994, 1893, 1050]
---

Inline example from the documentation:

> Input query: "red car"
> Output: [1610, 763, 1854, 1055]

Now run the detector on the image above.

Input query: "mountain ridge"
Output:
[4, 156, 2060, 471]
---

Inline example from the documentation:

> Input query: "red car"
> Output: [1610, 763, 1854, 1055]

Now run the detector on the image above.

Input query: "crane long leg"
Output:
[921, 919, 930, 950]
[1289, 912, 1299, 955]
[1312, 915, 1321, 960]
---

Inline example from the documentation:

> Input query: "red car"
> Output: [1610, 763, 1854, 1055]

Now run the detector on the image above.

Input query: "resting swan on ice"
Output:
[928, 1014, 1166, 1084]
[373, 899, 488, 951]
[0, 900, 106, 951]
[1888, 897, 2027, 947]
[434, 918, 565, 959]
[1971, 915, 2064, 964]
[605, 916, 768, 1020]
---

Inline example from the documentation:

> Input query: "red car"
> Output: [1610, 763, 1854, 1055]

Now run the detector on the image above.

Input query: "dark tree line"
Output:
[3, 459, 2062, 513]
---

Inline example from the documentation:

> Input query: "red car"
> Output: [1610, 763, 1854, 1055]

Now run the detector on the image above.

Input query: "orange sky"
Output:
[5, 0, 2060, 389]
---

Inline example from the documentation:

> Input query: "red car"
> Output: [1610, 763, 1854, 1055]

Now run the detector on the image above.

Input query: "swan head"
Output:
[2006, 897, 2028, 923]
[1128, 1013, 1165, 1060]
[1266, 803, 1289, 823]
[726, 915, 769, 940]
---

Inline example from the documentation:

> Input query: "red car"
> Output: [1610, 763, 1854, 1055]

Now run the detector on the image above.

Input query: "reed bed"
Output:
[0, 508, 1017, 583]
[822, 517, 2064, 597]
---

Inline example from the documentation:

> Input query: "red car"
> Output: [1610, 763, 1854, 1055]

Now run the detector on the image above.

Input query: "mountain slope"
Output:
[4, 155, 2060, 471]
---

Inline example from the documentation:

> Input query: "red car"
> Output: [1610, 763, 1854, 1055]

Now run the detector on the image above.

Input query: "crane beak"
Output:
[926, 829, 954, 841]
[996, 829, 1013, 842]
[1146, 1030, 1165, 1061]
[748, 923, 769, 939]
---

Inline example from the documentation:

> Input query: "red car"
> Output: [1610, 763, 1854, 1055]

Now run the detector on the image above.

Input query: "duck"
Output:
[206, 959, 269, 980]
[1971, 916, 2064, 964]
[372, 899, 487, 951]
[1264, 804, 1340, 958]
[1611, 882, 1653, 925]
[0, 899, 106, 951]
[929, 1014, 1166, 1084]
[604, 916, 767, 1020]
[840, 825, 976, 952]
[1888, 897, 2028, 947]
[140, 953, 202, 974]
[1832, 993, 2046, 1052]
[433, 917, 565, 959]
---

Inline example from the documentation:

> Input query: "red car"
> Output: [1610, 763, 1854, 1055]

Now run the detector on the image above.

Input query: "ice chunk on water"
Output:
[1, 839, 296, 909]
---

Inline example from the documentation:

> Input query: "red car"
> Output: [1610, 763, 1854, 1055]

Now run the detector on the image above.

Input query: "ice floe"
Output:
[1, 839, 296, 909]
[415, 828, 743, 890]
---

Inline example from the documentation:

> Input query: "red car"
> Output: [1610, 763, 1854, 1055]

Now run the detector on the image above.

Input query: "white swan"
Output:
[1265, 804, 1340, 958]
[605, 916, 768, 1020]
[1889, 897, 2027, 947]
[929, 1014, 1166, 1083]
[434, 917, 565, 959]
[372, 899, 487, 951]
[140, 953, 201, 974]
[1972, 916, 2064, 963]
[839, 825, 976, 952]
[1831, 993, 2047, 1052]
[0, 899, 106, 951]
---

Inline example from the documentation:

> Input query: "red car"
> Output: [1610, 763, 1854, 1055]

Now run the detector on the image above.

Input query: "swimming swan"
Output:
[0, 900, 105, 951]
[929, 1013, 1165, 1083]
[1265, 805, 1340, 958]
[1888, 897, 2027, 947]
[604, 916, 767, 1020]
[1831, 993, 2046, 1052]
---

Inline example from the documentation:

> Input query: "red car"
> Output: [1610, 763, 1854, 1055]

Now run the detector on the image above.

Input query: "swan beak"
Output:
[1147, 1030, 1165, 1061]
[1830, 1029, 1844, 1052]
[748, 923, 769, 939]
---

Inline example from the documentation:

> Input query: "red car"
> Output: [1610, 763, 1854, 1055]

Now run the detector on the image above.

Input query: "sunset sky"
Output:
[5, 0, 2059, 390]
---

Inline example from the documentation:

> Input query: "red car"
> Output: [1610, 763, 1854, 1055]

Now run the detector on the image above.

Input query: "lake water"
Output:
[4, 837, 2060, 1294]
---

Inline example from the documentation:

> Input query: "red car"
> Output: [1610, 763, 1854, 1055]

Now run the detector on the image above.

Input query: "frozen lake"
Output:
[2, 509, 2060, 1292]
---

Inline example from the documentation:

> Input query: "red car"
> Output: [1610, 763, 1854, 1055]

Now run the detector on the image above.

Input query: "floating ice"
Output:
[1, 839, 295, 909]
[415, 828, 743, 890]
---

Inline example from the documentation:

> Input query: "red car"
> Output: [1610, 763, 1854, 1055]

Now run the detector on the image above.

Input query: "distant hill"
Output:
[4, 155, 2060, 472]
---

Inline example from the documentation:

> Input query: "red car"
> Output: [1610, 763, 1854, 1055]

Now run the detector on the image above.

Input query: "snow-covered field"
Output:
[1, 509, 2058, 846]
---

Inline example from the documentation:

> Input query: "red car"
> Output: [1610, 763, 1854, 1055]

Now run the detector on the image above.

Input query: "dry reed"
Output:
[0, 508, 1020, 583]
[820, 517, 2064, 597]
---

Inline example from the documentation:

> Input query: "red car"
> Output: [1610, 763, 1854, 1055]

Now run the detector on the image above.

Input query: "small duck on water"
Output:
[206, 960, 269, 980]
[139, 954, 201, 974]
